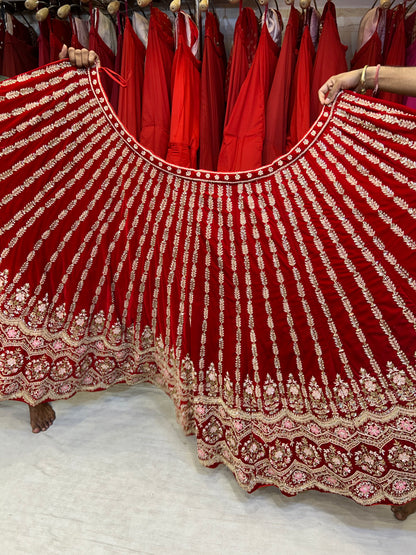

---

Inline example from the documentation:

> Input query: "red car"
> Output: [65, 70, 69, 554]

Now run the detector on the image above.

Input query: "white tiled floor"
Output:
[1, 384, 414, 554]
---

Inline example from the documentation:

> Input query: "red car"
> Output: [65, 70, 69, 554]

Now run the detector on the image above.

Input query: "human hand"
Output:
[318, 69, 362, 105]
[59, 45, 100, 68]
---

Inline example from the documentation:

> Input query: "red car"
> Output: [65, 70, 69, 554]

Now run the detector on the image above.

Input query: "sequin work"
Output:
[1, 62, 416, 505]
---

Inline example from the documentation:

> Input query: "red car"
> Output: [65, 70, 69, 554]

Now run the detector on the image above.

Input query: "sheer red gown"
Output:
[1, 61, 416, 507]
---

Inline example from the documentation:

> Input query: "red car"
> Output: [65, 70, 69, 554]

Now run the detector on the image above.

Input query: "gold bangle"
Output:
[360, 65, 368, 94]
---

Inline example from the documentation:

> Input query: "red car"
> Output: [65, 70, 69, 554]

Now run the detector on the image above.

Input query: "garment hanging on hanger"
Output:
[2, 12, 37, 77]
[199, 11, 227, 171]
[224, 7, 259, 128]
[310, 0, 347, 125]
[117, 16, 146, 139]
[379, 3, 406, 104]
[2, 61, 416, 506]
[89, 8, 116, 100]
[350, 12, 383, 74]
[217, 8, 281, 172]
[166, 11, 201, 169]
[109, 11, 124, 111]
[286, 23, 314, 151]
[263, 4, 301, 164]
[140, 7, 175, 160]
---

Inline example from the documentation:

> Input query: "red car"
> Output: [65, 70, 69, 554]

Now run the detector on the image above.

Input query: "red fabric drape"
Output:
[140, 8, 174, 160]
[2, 15, 37, 77]
[49, 18, 72, 62]
[199, 12, 227, 171]
[378, 5, 406, 105]
[310, 1, 347, 124]
[38, 19, 50, 67]
[286, 24, 315, 151]
[263, 6, 300, 164]
[166, 12, 201, 169]
[224, 8, 259, 128]
[117, 17, 146, 140]
[218, 14, 280, 172]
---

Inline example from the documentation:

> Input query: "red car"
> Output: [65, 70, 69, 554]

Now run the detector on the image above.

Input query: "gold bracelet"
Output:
[360, 65, 368, 94]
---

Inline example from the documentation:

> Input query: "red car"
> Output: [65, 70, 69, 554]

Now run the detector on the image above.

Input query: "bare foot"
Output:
[28, 403, 56, 433]
[391, 499, 416, 521]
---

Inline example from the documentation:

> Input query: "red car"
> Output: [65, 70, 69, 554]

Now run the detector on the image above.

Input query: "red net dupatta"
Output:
[1, 61, 416, 506]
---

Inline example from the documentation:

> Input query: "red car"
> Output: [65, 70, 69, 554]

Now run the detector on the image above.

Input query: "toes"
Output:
[391, 506, 408, 521]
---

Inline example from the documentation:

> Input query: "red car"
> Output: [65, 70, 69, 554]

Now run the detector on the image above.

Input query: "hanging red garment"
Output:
[199, 12, 227, 171]
[49, 18, 72, 62]
[217, 10, 280, 172]
[0, 16, 5, 74]
[350, 8, 382, 73]
[310, 1, 347, 124]
[38, 19, 50, 67]
[286, 24, 314, 151]
[71, 15, 90, 49]
[263, 5, 300, 164]
[140, 8, 174, 160]
[166, 11, 201, 169]
[109, 13, 124, 112]
[378, 5, 406, 105]
[2, 14, 37, 78]
[224, 8, 259, 128]
[70, 14, 85, 50]
[3, 61, 416, 506]
[89, 8, 116, 100]
[117, 16, 146, 140]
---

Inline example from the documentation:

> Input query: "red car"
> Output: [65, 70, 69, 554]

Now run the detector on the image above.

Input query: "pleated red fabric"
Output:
[263, 6, 300, 164]
[310, 1, 347, 124]
[378, 5, 406, 105]
[89, 9, 116, 100]
[224, 8, 259, 128]
[286, 24, 314, 151]
[199, 12, 227, 171]
[117, 17, 146, 139]
[2, 15, 37, 77]
[2, 61, 416, 506]
[140, 8, 174, 160]
[217, 14, 280, 172]
[166, 12, 201, 169]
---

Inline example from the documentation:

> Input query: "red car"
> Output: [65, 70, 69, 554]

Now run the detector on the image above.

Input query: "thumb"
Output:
[58, 44, 68, 60]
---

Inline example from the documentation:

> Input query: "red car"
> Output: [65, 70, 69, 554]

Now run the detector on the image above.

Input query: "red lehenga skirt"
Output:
[1, 61, 416, 506]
